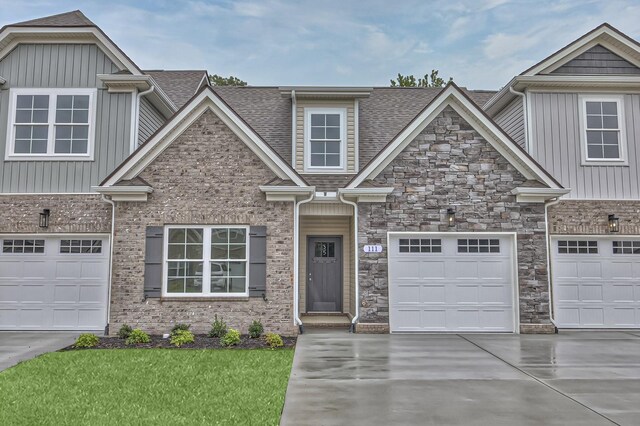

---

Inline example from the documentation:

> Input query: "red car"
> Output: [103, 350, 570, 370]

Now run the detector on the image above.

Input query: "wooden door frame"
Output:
[306, 235, 343, 313]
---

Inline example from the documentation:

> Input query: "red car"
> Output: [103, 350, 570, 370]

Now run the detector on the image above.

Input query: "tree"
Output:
[209, 74, 247, 86]
[390, 69, 452, 88]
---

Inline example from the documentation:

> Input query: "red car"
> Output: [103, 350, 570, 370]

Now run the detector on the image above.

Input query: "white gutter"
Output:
[509, 86, 529, 152]
[293, 191, 314, 332]
[132, 86, 155, 152]
[291, 90, 296, 166]
[101, 194, 116, 336]
[545, 197, 563, 328]
[339, 192, 359, 333]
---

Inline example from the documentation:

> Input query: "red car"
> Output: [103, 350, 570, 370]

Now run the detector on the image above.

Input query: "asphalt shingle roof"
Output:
[9, 10, 95, 27]
[145, 70, 209, 109]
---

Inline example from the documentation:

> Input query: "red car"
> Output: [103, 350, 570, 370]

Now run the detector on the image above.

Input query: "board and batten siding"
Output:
[0, 44, 132, 193]
[295, 99, 356, 173]
[138, 97, 165, 146]
[551, 45, 640, 75]
[529, 92, 640, 199]
[494, 97, 526, 149]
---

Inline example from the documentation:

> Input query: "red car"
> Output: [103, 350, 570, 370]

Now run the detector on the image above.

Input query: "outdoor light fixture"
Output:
[608, 214, 620, 233]
[39, 209, 50, 228]
[447, 208, 455, 227]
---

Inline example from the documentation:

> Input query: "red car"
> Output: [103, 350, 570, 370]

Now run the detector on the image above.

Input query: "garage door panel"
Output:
[481, 285, 511, 304]
[454, 261, 478, 279]
[610, 262, 634, 279]
[581, 284, 604, 302]
[0, 260, 22, 279]
[455, 285, 479, 304]
[555, 262, 579, 279]
[81, 261, 108, 279]
[477, 261, 506, 279]
[56, 261, 82, 279]
[610, 284, 634, 302]
[420, 261, 445, 279]
[578, 262, 603, 279]
[556, 284, 579, 302]
[610, 308, 636, 326]
[20, 308, 46, 328]
[421, 285, 446, 304]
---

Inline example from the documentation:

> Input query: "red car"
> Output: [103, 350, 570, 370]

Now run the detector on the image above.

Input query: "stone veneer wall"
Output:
[358, 107, 552, 333]
[109, 110, 296, 336]
[549, 200, 640, 235]
[0, 194, 111, 234]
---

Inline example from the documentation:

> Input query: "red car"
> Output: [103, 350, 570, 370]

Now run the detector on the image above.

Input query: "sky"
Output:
[2, 0, 640, 90]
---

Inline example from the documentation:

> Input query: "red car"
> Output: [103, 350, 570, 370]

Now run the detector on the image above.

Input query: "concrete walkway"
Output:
[281, 330, 640, 425]
[0, 332, 78, 371]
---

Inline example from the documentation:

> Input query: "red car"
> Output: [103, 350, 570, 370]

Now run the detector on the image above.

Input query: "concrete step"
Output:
[302, 314, 351, 328]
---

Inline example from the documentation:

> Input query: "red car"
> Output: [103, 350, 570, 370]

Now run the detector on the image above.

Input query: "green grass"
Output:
[0, 349, 294, 425]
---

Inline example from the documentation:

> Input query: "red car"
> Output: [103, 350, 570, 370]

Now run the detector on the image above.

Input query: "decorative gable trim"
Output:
[346, 83, 563, 191]
[100, 87, 307, 188]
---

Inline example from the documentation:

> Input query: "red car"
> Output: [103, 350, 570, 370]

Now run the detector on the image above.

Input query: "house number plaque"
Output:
[363, 245, 383, 253]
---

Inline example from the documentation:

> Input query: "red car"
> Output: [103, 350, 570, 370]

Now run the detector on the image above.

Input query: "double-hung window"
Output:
[6, 88, 96, 160]
[305, 108, 346, 171]
[164, 226, 249, 297]
[580, 95, 627, 165]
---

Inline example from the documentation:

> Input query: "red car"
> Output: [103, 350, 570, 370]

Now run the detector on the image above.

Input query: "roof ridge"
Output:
[8, 10, 95, 27]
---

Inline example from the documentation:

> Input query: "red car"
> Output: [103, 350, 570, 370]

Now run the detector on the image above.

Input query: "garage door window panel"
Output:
[60, 239, 102, 254]
[558, 240, 598, 254]
[399, 238, 442, 253]
[2, 239, 45, 254]
[458, 239, 500, 253]
[613, 241, 640, 255]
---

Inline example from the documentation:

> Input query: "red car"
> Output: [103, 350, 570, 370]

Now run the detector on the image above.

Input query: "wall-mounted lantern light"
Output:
[39, 209, 50, 228]
[608, 214, 620, 233]
[447, 208, 456, 227]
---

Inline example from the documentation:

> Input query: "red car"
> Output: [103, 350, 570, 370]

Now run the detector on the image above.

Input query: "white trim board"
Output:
[101, 88, 307, 188]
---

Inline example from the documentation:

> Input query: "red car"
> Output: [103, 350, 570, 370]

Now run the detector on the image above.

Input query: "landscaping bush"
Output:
[74, 333, 99, 348]
[208, 315, 227, 338]
[170, 329, 195, 347]
[118, 324, 133, 340]
[221, 329, 241, 347]
[248, 320, 264, 339]
[126, 329, 150, 345]
[170, 323, 191, 335]
[264, 333, 284, 349]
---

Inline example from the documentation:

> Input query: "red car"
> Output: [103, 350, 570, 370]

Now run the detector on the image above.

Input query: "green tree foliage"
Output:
[209, 74, 247, 86]
[390, 69, 452, 88]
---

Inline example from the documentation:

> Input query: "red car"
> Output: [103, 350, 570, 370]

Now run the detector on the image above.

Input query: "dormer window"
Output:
[579, 95, 627, 165]
[305, 108, 346, 172]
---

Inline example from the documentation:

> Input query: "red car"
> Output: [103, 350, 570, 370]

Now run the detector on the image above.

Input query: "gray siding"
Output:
[552, 45, 640, 75]
[529, 92, 640, 199]
[494, 97, 525, 149]
[0, 44, 132, 192]
[138, 97, 165, 145]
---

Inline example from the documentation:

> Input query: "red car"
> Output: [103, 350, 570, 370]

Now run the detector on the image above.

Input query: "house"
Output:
[0, 11, 637, 336]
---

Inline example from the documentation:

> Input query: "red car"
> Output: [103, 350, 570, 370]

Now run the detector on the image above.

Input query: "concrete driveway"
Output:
[281, 330, 640, 425]
[0, 332, 78, 371]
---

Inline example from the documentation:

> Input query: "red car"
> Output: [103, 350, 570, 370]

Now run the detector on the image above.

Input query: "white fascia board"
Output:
[259, 185, 315, 202]
[98, 74, 152, 92]
[101, 90, 306, 187]
[0, 27, 143, 75]
[348, 86, 562, 190]
[94, 185, 153, 202]
[338, 187, 394, 202]
[512, 187, 570, 203]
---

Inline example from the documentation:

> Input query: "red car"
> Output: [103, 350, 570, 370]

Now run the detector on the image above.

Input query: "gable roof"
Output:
[551, 44, 640, 75]
[100, 86, 307, 188]
[347, 82, 563, 190]
[6, 10, 94, 27]
[145, 70, 210, 109]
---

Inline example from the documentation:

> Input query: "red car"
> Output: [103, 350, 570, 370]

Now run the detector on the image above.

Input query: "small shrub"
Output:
[170, 329, 195, 347]
[74, 333, 99, 348]
[248, 320, 264, 339]
[208, 315, 227, 338]
[118, 324, 133, 340]
[126, 329, 150, 345]
[264, 333, 284, 349]
[170, 323, 191, 335]
[221, 328, 241, 347]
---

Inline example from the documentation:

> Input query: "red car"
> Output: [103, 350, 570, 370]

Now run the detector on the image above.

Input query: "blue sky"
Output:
[2, 0, 640, 89]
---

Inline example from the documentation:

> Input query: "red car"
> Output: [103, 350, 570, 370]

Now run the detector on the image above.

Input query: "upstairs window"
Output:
[580, 95, 626, 165]
[6, 89, 95, 161]
[305, 108, 345, 171]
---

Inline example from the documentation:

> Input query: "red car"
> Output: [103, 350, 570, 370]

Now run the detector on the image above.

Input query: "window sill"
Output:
[581, 160, 629, 167]
[5, 155, 94, 162]
[160, 296, 250, 302]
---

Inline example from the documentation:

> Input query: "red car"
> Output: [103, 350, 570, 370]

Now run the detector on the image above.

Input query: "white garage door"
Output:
[0, 236, 109, 331]
[388, 234, 516, 332]
[552, 237, 640, 328]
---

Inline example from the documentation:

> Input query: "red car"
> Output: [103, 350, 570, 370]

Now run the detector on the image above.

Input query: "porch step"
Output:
[301, 314, 351, 328]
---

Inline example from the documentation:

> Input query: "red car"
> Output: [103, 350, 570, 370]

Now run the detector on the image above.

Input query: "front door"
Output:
[307, 237, 342, 312]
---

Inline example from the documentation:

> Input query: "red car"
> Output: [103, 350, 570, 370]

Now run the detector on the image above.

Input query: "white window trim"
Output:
[578, 94, 628, 166]
[304, 107, 347, 173]
[5, 88, 97, 161]
[162, 225, 250, 298]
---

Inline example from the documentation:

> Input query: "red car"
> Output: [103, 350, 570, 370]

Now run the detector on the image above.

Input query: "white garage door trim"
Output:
[551, 235, 640, 329]
[387, 232, 520, 333]
[0, 233, 110, 331]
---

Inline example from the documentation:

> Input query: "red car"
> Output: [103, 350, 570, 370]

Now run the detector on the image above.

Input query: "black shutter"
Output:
[249, 226, 267, 298]
[144, 226, 164, 298]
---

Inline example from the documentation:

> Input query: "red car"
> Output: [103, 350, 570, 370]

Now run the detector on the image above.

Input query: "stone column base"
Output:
[520, 323, 557, 334]
[356, 323, 390, 334]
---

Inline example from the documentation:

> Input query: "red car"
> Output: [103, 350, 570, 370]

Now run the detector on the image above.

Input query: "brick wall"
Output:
[109, 110, 296, 336]
[359, 107, 552, 332]
[549, 200, 640, 235]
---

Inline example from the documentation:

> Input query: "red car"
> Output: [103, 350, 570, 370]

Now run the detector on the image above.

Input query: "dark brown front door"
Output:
[307, 237, 342, 312]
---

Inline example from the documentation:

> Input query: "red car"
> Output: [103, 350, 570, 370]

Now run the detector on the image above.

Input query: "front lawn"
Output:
[0, 349, 294, 425]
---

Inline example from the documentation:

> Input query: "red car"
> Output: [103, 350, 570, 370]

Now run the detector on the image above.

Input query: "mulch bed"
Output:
[62, 334, 296, 351]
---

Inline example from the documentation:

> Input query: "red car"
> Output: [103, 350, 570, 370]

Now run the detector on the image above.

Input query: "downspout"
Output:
[132, 86, 155, 152]
[545, 197, 562, 328]
[339, 192, 359, 333]
[509, 86, 529, 152]
[101, 194, 116, 336]
[294, 191, 314, 333]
